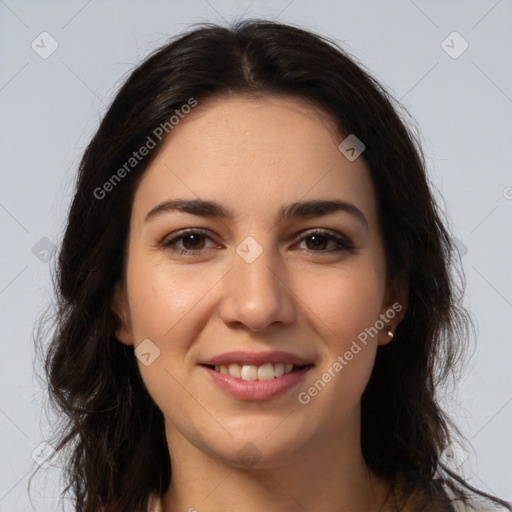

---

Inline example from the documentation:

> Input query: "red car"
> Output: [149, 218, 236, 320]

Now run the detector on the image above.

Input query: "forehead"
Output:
[131, 95, 378, 230]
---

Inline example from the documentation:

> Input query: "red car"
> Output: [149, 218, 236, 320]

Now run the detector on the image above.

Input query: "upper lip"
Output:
[201, 350, 314, 367]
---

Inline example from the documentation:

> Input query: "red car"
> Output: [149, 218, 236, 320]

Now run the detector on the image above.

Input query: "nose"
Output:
[218, 241, 296, 332]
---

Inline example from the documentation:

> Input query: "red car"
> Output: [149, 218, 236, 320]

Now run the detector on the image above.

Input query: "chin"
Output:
[203, 423, 313, 469]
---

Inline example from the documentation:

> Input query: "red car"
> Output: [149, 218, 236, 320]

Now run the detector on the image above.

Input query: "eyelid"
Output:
[161, 227, 219, 249]
[293, 228, 355, 251]
[161, 227, 355, 256]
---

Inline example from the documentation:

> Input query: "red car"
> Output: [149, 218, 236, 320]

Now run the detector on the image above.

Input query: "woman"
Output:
[41, 20, 511, 511]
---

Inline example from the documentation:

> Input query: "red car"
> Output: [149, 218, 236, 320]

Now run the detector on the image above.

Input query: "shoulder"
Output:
[448, 499, 509, 512]
[387, 470, 510, 512]
[147, 493, 163, 512]
[443, 484, 510, 512]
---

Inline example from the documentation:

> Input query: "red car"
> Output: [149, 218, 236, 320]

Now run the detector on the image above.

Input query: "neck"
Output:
[160, 413, 390, 512]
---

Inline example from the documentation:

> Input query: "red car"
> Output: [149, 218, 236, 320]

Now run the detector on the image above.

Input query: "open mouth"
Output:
[202, 363, 312, 381]
[201, 362, 315, 401]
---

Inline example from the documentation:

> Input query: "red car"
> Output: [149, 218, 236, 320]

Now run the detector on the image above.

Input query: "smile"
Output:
[209, 362, 305, 380]
[201, 363, 314, 401]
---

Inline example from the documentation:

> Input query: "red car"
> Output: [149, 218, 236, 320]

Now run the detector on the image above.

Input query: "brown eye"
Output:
[297, 229, 355, 253]
[304, 234, 329, 251]
[162, 229, 217, 256]
[180, 233, 206, 250]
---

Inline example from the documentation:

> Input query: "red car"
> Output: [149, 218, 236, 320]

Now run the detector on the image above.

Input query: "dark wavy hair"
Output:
[35, 19, 511, 511]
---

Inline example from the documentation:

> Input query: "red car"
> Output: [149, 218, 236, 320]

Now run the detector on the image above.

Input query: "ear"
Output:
[111, 281, 134, 346]
[377, 270, 408, 346]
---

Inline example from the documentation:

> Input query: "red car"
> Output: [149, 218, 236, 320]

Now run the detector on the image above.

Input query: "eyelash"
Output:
[161, 228, 355, 257]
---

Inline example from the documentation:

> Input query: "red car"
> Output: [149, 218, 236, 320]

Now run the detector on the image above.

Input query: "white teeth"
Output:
[213, 362, 300, 380]
[257, 363, 275, 380]
[274, 363, 285, 377]
[228, 363, 242, 378]
[241, 365, 258, 380]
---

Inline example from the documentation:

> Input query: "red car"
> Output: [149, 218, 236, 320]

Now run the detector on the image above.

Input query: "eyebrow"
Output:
[145, 198, 369, 230]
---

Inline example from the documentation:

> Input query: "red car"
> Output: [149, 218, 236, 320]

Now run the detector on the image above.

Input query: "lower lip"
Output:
[201, 365, 314, 401]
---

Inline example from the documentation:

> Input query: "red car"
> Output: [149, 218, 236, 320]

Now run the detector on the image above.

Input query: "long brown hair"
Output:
[36, 19, 511, 511]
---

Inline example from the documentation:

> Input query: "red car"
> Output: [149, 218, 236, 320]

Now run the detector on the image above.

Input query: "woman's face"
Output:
[114, 95, 405, 469]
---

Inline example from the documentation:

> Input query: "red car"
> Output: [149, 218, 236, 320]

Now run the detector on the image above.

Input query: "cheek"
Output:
[124, 258, 214, 426]
[125, 256, 221, 342]
[294, 262, 383, 409]
[300, 260, 384, 343]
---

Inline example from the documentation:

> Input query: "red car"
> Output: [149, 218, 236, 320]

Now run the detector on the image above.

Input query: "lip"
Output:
[201, 350, 314, 367]
[201, 364, 314, 401]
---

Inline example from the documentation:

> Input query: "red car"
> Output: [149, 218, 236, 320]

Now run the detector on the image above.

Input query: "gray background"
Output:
[1, 0, 511, 509]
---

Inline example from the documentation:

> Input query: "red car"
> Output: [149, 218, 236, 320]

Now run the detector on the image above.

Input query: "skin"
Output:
[114, 95, 407, 511]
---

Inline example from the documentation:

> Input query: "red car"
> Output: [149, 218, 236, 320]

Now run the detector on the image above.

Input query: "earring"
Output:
[386, 328, 394, 339]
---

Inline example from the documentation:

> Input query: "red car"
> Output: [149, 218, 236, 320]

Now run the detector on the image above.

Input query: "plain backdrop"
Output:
[0, 0, 511, 509]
